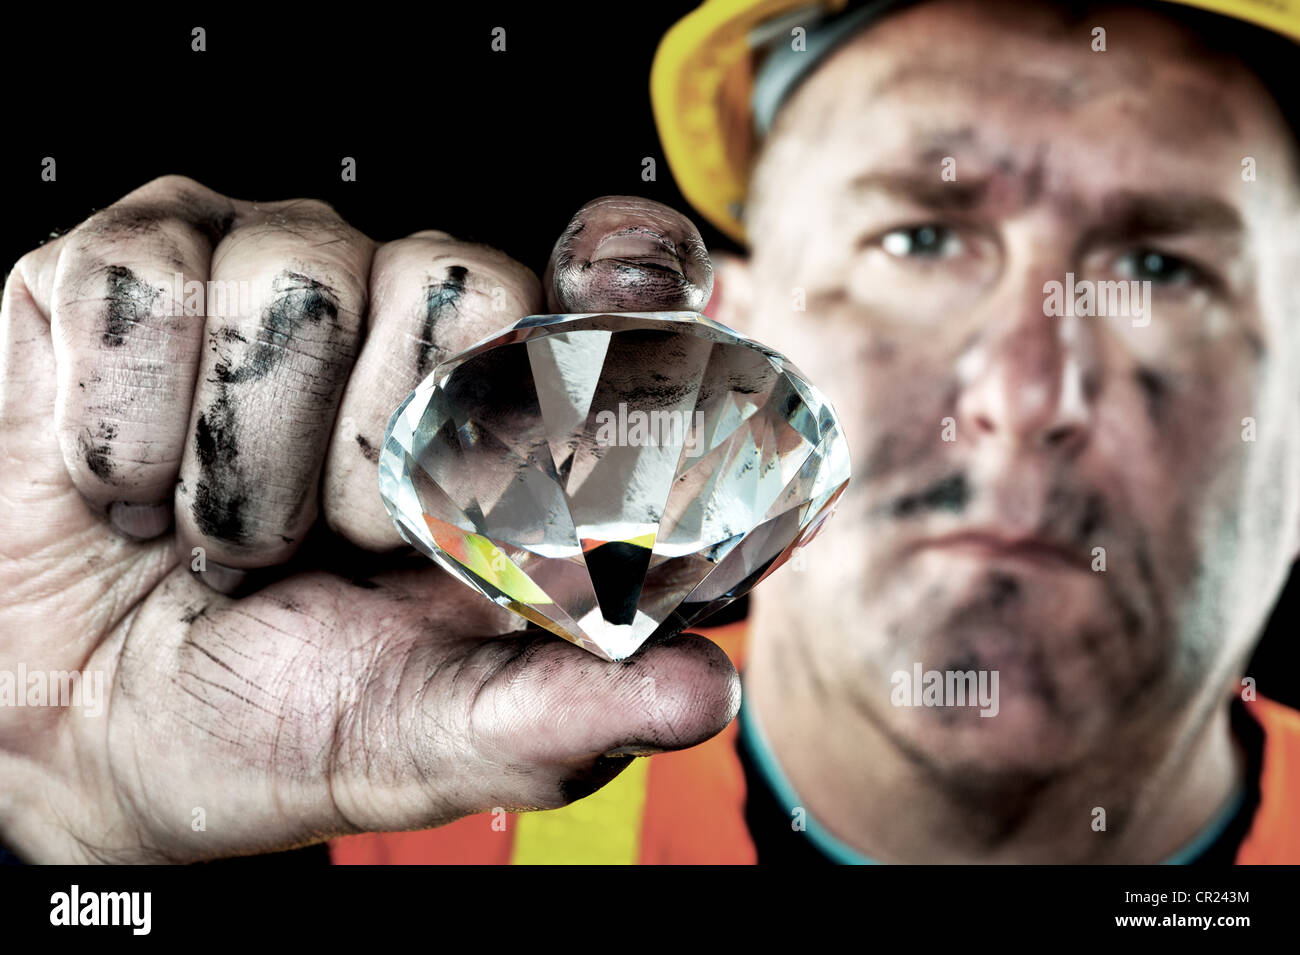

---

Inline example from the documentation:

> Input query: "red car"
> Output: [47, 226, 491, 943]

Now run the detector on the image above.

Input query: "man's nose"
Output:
[955, 273, 1095, 455]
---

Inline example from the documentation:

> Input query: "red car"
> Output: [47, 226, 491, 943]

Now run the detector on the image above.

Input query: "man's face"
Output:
[740, 0, 1300, 773]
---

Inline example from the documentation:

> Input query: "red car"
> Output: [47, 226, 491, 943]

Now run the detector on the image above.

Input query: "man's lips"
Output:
[909, 530, 1087, 571]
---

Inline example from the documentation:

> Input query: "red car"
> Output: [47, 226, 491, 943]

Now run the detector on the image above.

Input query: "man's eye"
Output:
[1117, 249, 1199, 285]
[880, 225, 962, 259]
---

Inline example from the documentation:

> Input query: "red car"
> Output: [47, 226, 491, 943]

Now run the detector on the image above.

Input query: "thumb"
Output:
[320, 607, 740, 835]
[472, 629, 741, 803]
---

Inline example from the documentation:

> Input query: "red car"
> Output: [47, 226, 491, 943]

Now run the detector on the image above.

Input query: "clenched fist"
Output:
[0, 177, 734, 863]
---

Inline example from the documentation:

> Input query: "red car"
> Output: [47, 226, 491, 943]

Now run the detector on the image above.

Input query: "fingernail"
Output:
[197, 561, 248, 595]
[602, 743, 669, 758]
[108, 502, 172, 540]
[591, 228, 682, 274]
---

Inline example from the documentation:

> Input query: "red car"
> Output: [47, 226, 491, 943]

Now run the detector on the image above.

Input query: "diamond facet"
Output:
[379, 312, 850, 661]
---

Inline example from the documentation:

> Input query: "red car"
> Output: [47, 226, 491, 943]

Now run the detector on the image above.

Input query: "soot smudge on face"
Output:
[103, 266, 160, 348]
[986, 572, 1020, 610]
[888, 472, 971, 518]
[1075, 493, 1104, 543]
[418, 265, 468, 376]
[1134, 367, 1167, 425]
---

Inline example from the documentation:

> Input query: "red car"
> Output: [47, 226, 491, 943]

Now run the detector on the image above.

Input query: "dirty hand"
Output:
[0, 177, 734, 863]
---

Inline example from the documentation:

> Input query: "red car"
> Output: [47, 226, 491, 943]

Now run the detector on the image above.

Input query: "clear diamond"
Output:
[379, 312, 850, 661]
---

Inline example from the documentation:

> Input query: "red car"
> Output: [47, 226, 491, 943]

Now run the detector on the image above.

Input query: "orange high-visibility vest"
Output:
[330, 620, 1300, 865]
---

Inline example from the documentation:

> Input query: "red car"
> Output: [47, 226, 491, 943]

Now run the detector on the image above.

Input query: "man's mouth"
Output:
[909, 530, 1087, 572]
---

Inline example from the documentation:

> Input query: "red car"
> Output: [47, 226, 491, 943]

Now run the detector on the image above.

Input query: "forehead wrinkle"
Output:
[913, 124, 983, 165]
[910, 124, 1049, 178]
[849, 128, 1052, 216]
[869, 60, 1101, 111]
[816, 34, 1241, 146]
[801, 75, 1249, 210]
[877, 62, 1242, 149]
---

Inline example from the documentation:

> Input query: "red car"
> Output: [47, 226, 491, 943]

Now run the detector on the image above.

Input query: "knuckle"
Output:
[137, 174, 210, 199]
[385, 234, 538, 292]
[82, 179, 236, 247]
[244, 197, 349, 236]
[282, 196, 342, 221]
[75, 214, 192, 263]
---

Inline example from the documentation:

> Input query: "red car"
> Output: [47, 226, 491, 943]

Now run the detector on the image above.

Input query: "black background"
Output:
[1, 1, 1295, 714]
[0, 4, 737, 270]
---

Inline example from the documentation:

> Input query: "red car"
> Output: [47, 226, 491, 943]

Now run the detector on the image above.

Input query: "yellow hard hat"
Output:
[650, 0, 1300, 244]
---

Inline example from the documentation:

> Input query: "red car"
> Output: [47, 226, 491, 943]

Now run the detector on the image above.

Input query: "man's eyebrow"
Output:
[847, 174, 1245, 240]
[848, 171, 989, 212]
[1085, 192, 1243, 242]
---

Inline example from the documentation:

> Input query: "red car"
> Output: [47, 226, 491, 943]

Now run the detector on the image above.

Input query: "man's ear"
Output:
[702, 250, 754, 333]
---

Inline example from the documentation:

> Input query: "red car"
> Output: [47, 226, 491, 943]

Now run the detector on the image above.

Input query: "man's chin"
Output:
[868, 620, 1144, 774]
[874, 689, 1102, 775]
[854, 557, 1163, 771]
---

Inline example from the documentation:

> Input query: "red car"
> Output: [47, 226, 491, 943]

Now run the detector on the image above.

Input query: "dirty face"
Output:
[739, 0, 1300, 773]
